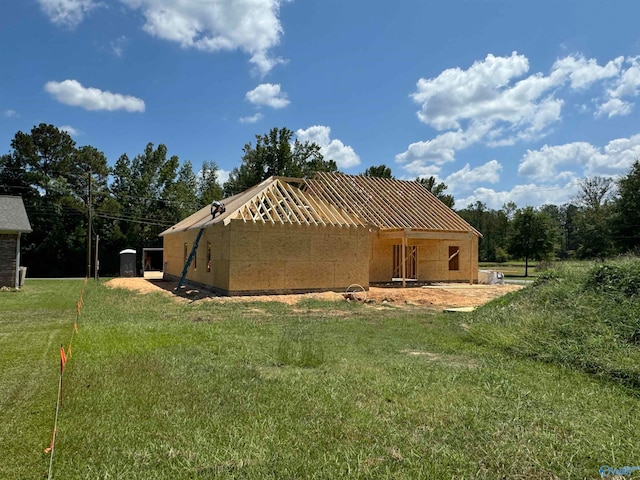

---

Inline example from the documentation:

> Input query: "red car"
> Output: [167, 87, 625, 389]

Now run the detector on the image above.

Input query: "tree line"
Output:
[455, 170, 640, 274]
[1, 124, 639, 277]
[0, 124, 225, 276]
[363, 160, 640, 275]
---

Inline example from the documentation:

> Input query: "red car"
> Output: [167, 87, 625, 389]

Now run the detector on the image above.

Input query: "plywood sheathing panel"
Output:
[226, 221, 369, 293]
[258, 225, 312, 261]
[162, 223, 232, 292]
[370, 237, 394, 283]
[229, 260, 286, 291]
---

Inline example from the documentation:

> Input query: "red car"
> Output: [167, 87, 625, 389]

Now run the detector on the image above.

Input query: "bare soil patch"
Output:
[104, 277, 523, 310]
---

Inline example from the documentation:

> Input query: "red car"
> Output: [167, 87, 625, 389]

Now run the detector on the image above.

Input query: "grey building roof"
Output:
[0, 195, 33, 233]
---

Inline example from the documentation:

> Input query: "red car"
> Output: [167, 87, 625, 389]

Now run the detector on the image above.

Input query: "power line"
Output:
[95, 213, 174, 227]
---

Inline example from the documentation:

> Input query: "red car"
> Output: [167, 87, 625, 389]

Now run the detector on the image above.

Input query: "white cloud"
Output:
[239, 113, 264, 124]
[456, 182, 577, 210]
[110, 35, 128, 57]
[596, 56, 640, 118]
[551, 54, 622, 89]
[444, 160, 502, 192]
[37, 0, 100, 27]
[519, 134, 640, 182]
[296, 125, 361, 169]
[119, 0, 286, 75]
[59, 125, 80, 136]
[4, 109, 18, 118]
[218, 168, 230, 186]
[398, 52, 633, 177]
[455, 132, 640, 208]
[245, 84, 289, 109]
[411, 52, 532, 130]
[612, 56, 640, 97]
[596, 97, 632, 118]
[405, 165, 442, 179]
[396, 122, 492, 171]
[518, 142, 602, 182]
[44, 79, 145, 112]
[597, 134, 640, 174]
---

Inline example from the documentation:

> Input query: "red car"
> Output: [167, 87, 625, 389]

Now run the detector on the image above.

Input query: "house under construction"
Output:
[160, 173, 481, 295]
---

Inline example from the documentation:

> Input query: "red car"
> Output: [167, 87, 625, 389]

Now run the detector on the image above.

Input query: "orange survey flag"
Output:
[60, 346, 67, 372]
[44, 428, 56, 453]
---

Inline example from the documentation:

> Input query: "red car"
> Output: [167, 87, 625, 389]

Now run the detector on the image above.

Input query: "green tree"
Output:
[457, 201, 510, 262]
[198, 161, 224, 205]
[0, 124, 111, 276]
[223, 127, 337, 196]
[508, 207, 556, 277]
[539, 204, 566, 258]
[108, 143, 193, 273]
[164, 161, 199, 220]
[572, 176, 615, 259]
[575, 176, 615, 210]
[0, 153, 37, 199]
[416, 176, 454, 208]
[362, 164, 393, 178]
[612, 160, 640, 253]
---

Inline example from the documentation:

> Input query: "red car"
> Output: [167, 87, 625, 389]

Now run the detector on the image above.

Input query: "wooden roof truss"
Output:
[303, 172, 480, 235]
[230, 179, 367, 228]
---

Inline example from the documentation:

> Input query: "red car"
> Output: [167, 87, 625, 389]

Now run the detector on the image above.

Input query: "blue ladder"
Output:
[175, 227, 205, 292]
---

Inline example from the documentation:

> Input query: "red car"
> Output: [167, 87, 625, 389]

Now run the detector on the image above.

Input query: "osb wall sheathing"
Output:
[163, 221, 370, 295]
[162, 223, 231, 292]
[370, 234, 478, 283]
[227, 221, 370, 294]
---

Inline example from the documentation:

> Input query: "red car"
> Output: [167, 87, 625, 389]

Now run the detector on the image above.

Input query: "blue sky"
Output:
[2, 0, 640, 209]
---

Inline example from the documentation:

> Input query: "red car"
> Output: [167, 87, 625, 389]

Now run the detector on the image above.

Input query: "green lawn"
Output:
[1, 278, 638, 479]
[479, 261, 542, 278]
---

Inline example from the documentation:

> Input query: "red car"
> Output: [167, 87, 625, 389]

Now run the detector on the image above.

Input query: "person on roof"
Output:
[211, 201, 226, 218]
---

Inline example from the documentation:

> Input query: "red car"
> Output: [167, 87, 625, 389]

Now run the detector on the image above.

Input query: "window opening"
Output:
[449, 246, 459, 271]
[193, 241, 197, 270]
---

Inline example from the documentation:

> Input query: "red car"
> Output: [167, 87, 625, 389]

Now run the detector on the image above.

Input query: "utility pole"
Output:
[94, 234, 99, 281]
[86, 168, 92, 279]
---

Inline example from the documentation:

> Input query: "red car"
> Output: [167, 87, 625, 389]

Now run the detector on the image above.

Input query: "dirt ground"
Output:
[105, 277, 523, 310]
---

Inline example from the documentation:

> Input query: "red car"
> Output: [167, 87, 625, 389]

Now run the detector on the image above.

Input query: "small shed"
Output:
[0, 196, 33, 288]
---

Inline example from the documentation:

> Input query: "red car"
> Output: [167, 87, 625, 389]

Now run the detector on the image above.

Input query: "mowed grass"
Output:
[479, 261, 541, 278]
[1, 278, 639, 479]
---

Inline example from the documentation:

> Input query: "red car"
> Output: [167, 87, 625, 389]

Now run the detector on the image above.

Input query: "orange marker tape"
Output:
[44, 428, 56, 454]
[60, 346, 67, 372]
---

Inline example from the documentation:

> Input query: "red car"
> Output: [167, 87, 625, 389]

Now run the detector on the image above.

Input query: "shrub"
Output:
[533, 269, 559, 286]
[584, 260, 640, 297]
